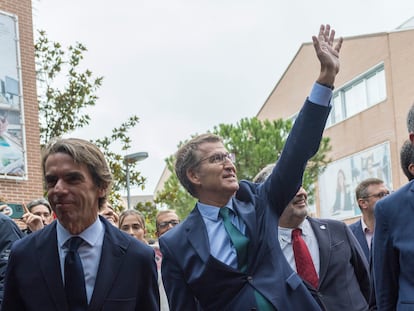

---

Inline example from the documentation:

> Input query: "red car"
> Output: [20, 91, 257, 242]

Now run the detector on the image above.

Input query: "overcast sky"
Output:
[33, 0, 414, 196]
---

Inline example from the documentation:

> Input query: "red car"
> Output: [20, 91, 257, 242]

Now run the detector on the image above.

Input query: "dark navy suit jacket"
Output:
[1, 216, 159, 311]
[373, 181, 414, 310]
[0, 213, 24, 309]
[349, 219, 370, 261]
[308, 218, 371, 311]
[160, 100, 330, 311]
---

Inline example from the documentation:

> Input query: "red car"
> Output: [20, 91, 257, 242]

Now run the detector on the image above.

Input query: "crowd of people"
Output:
[0, 23, 413, 311]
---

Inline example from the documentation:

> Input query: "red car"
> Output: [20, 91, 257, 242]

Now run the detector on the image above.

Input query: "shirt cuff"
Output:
[308, 83, 333, 107]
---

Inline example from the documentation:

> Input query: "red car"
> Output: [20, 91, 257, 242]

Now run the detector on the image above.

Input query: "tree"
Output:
[35, 30, 147, 207]
[155, 117, 331, 218]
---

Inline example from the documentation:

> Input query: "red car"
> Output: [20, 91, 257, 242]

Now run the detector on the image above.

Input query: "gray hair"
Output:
[253, 164, 275, 183]
[407, 103, 414, 133]
[400, 140, 414, 181]
[175, 133, 222, 197]
[42, 138, 112, 209]
[27, 198, 51, 213]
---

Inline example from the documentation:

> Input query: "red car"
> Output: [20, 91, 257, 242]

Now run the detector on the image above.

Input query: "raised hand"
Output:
[312, 24, 343, 86]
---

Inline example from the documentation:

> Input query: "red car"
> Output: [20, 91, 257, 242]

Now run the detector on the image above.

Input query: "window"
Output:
[326, 64, 386, 127]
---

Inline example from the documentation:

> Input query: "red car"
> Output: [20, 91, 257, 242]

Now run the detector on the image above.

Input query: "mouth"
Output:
[292, 199, 306, 207]
[223, 172, 237, 180]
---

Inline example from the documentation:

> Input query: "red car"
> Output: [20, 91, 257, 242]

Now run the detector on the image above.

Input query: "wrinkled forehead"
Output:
[158, 212, 179, 223]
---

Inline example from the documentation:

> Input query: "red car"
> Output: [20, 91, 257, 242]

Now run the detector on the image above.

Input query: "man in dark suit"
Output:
[276, 186, 371, 311]
[1, 138, 159, 311]
[349, 178, 389, 261]
[373, 104, 414, 310]
[159, 24, 343, 311]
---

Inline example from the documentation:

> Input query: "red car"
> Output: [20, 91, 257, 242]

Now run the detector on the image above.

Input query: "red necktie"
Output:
[292, 228, 319, 288]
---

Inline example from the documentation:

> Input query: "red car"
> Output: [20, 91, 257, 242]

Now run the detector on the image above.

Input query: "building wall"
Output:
[0, 0, 43, 202]
[256, 28, 414, 220]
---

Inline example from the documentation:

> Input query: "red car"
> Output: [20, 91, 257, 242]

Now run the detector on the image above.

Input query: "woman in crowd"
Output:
[119, 209, 147, 244]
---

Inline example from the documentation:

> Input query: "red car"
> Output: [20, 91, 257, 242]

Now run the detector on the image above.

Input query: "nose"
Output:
[52, 178, 68, 193]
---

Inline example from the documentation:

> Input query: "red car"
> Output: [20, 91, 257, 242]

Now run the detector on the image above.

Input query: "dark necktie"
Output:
[65, 237, 88, 311]
[219, 207, 249, 272]
[291, 228, 319, 288]
[219, 207, 275, 311]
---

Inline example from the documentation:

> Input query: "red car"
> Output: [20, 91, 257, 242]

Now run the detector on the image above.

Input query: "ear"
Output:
[186, 168, 201, 186]
[98, 188, 107, 200]
[410, 132, 414, 144]
[357, 198, 367, 210]
[409, 163, 414, 177]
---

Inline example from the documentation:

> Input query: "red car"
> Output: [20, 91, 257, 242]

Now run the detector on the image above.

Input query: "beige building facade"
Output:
[0, 0, 43, 203]
[257, 22, 414, 221]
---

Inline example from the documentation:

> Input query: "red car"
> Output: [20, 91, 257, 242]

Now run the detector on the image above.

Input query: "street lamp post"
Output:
[124, 151, 148, 209]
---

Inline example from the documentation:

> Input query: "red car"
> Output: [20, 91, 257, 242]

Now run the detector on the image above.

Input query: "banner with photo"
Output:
[318, 142, 392, 220]
[0, 11, 26, 178]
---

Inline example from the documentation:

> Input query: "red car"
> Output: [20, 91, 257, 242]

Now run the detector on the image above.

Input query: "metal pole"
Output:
[126, 162, 131, 209]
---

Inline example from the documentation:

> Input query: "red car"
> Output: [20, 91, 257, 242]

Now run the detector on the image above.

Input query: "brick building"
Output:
[257, 19, 414, 222]
[0, 0, 43, 203]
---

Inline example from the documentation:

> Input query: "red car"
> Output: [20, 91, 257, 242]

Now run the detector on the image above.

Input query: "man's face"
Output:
[189, 142, 239, 202]
[156, 212, 180, 237]
[30, 204, 53, 225]
[359, 183, 389, 215]
[44, 152, 104, 234]
[282, 187, 309, 221]
[99, 205, 119, 226]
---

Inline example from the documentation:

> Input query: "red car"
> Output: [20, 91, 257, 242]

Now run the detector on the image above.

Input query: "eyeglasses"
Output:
[157, 220, 180, 229]
[364, 191, 390, 199]
[194, 152, 236, 167]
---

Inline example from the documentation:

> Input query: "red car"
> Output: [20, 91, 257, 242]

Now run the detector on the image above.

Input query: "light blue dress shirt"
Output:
[198, 199, 246, 270]
[57, 217, 105, 303]
[309, 83, 333, 107]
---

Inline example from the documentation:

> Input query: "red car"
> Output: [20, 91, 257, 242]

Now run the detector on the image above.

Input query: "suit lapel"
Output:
[38, 221, 69, 311]
[186, 207, 210, 263]
[308, 218, 330, 285]
[355, 220, 370, 260]
[88, 218, 129, 311]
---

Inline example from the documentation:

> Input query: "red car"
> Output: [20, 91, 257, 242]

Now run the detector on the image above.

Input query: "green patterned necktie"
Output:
[219, 207, 275, 311]
[219, 206, 249, 272]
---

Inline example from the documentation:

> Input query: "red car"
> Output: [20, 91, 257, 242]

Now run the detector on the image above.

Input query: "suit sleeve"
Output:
[373, 201, 399, 310]
[264, 100, 331, 215]
[159, 238, 200, 311]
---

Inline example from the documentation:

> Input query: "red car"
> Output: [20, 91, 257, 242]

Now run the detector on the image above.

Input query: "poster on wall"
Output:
[318, 142, 392, 220]
[0, 12, 26, 178]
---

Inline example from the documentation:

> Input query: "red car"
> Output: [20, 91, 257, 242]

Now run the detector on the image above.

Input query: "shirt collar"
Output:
[360, 217, 373, 234]
[278, 218, 311, 245]
[197, 198, 234, 221]
[57, 216, 104, 249]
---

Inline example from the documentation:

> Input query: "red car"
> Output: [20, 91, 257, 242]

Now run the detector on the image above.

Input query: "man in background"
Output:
[349, 178, 389, 261]
[154, 210, 180, 311]
[254, 166, 371, 310]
